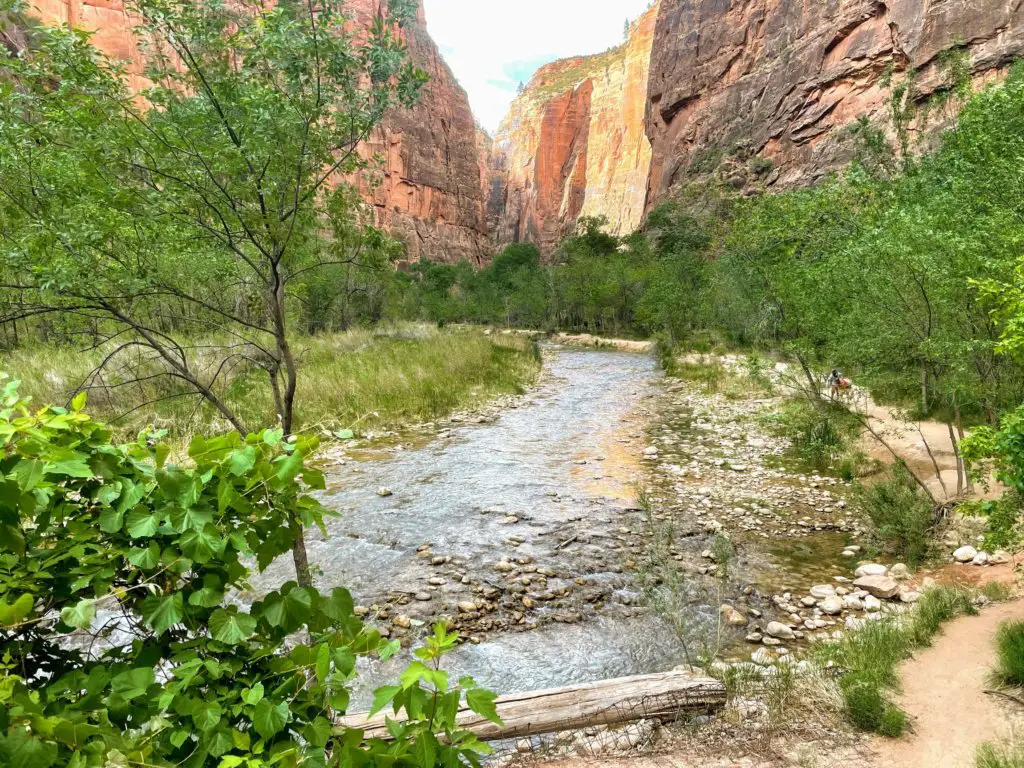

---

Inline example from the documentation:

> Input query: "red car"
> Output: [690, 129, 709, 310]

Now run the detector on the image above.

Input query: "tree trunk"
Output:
[338, 672, 726, 742]
[955, 404, 974, 494]
[948, 421, 964, 498]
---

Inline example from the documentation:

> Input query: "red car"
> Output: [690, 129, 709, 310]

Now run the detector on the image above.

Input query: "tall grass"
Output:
[814, 585, 977, 736]
[993, 621, 1024, 687]
[978, 742, 1024, 768]
[762, 398, 862, 473]
[1, 325, 541, 441]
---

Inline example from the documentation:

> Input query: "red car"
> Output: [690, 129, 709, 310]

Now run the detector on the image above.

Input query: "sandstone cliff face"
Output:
[28, 0, 490, 265]
[646, 0, 1024, 202]
[493, 4, 658, 255]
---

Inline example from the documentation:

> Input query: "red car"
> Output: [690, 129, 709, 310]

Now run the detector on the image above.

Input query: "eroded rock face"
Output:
[645, 0, 1024, 202]
[492, 4, 659, 255]
[27, 0, 491, 265]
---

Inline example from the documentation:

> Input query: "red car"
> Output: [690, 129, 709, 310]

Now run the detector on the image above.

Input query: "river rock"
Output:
[819, 597, 843, 616]
[973, 552, 991, 566]
[393, 615, 411, 628]
[855, 563, 888, 578]
[991, 550, 1012, 564]
[953, 545, 978, 563]
[766, 621, 795, 640]
[864, 595, 882, 612]
[900, 590, 921, 604]
[414, 592, 432, 602]
[376, 486, 393, 497]
[809, 585, 836, 600]
[843, 595, 865, 611]
[853, 575, 900, 599]
[889, 563, 910, 580]
[457, 601, 477, 613]
[746, 632, 763, 643]
[719, 604, 748, 626]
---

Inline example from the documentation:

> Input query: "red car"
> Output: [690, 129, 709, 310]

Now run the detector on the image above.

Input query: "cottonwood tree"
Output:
[0, 0, 426, 585]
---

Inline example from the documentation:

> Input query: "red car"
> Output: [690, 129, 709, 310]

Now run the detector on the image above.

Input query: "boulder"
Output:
[953, 546, 978, 563]
[719, 604, 749, 627]
[766, 621, 795, 640]
[819, 597, 843, 616]
[855, 563, 888, 578]
[853, 575, 901, 600]
[889, 563, 910, 580]
[973, 552, 991, 566]
[864, 595, 882, 612]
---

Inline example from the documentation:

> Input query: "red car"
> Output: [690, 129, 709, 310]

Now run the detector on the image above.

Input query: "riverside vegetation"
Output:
[5, 0, 1024, 766]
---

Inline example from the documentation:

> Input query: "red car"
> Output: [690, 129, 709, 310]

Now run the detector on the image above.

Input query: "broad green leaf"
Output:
[142, 593, 184, 635]
[0, 593, 34, 627]
[315, 643, 330, 686]
[242, 682, 264, 706]
[466, 688, 503, 726]
[110, 667, 155, 700]
[368, 685, 401, 718]
[12, 459, 44, 493]
[209, 608, 256, 644]
[252, 699, 290, 739]
[59, 598, 95, 630]
[126, 508, 160, 538]
[333, 429, 355, 440]
[180, 524, 223, 563]
[227, 446, 257, 476]
[192, 701, 222, 732]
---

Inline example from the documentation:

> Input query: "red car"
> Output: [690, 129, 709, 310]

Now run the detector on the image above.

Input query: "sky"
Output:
[421, 0, 654, 133]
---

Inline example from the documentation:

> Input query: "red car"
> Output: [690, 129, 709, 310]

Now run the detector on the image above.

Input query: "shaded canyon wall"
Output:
[26, 0, 491, 265]
[645, 0, 1024, 200]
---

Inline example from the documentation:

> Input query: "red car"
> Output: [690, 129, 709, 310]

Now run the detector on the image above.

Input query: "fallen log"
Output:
[338, 670, 726, 742]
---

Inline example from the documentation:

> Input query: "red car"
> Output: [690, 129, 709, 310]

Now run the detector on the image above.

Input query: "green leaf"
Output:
[59, 599, 95, 630]
[142, 593, 184, 635]
[126, 508, 160, 538]
[333, 429, 355, 440]
[275, 451, 304, 484]
[252, 699, 290, 739]
[242, 682, 264, 706]
[466, 688, 503, 726]
[188, 575, 224, 608]
[315, 643, 330, 686]
[110, 667, 155, 700]
[0, 593, 34, 627]
[126, 542, 161, 569]
[70, 391, 87, 411]
[192, 701, 222, 732]
[12, 459, 44, 493]
[227, 446, 257, 476]
[180, 524, 223, 563]
[259, 585, 313, 630]
[98, 506, 125, 534]
[368, 685, 401, 718]
[44, 457, 93, 478]
[209, 607, 256, 644]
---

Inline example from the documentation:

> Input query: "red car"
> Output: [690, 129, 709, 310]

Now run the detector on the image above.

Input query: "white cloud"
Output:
[422, 0, 655, 133]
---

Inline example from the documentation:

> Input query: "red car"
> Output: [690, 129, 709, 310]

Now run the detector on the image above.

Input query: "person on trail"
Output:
[827, 369, 851, 396]
[827, 369, 842, 388]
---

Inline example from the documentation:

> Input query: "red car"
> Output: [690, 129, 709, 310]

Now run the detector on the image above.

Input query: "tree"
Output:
[0, 380, 501, 766]
[0, 0, 427, 585]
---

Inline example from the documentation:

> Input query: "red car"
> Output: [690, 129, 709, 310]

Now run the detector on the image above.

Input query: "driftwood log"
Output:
[338, 671, 726, 742]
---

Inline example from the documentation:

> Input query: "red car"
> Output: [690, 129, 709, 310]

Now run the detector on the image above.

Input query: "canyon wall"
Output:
[645, 0, 1024, 201]
[492, 4, 658, 254]
[25, 0, 490, 265]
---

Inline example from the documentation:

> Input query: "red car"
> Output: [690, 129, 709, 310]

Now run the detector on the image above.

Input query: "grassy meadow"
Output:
[0, 325, 541, 443]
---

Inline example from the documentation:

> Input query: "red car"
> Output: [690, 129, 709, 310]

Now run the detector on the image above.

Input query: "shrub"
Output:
[856, 464, 936, 567]
[0, 380, 499, 766]
[764, 399, 861, 472]
[994, 621, 1024, 686]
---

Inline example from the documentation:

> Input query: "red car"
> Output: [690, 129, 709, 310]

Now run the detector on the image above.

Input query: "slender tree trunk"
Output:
[955, 403, 974, 494]
[917, 423, 948, 499]
[920, 364, 929, 414]
[269, 263, 312, 588]
[947, 421, 964, 498]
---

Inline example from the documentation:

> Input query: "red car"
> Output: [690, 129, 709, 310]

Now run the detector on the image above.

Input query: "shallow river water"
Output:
[254, 345, 692, 699]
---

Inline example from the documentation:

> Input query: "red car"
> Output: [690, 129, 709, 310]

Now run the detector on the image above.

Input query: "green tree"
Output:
[0, 0, 427, 584]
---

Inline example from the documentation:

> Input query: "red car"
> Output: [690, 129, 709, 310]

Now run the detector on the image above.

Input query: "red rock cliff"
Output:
[493, 4, 659, 255]
[645, 0, 1024, 202]
[26, 0, 491, 265]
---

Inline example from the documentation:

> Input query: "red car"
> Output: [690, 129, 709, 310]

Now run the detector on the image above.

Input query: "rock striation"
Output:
[492, 4, 659, 255]
[645, 0, 1024, 202]
[26, 0, 491, 265]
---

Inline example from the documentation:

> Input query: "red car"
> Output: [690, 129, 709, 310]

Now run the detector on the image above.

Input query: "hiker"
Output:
[827, 369, 851, 396]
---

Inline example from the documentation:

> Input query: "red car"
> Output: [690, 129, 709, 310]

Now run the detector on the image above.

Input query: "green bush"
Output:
[994, 621, 1024, 686]
[0, 379, 499, 766]
[763, 399, 860, 472]
[856, 464, 936, 567]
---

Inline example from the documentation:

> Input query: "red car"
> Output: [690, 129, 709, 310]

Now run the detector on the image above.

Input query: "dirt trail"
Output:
[870, 599, 1024, 768]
